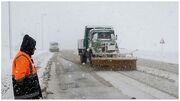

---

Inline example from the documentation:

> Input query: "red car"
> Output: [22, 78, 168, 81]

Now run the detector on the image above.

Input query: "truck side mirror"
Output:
[116, 35, 118, 40]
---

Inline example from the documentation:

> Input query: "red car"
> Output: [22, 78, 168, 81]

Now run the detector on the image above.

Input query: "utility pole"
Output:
[8, 2, 12, 59]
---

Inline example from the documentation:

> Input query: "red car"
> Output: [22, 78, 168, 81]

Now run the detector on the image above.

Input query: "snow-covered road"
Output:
[57, 50, 178, 99]
[1, 50, 178, 99]
[46, 53, 129, 99]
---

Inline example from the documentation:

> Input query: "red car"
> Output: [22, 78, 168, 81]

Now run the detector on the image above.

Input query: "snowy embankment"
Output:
[119, 49, 178, 64]
[1, 50, 53, 99]
[33, 51, 53, 98]
[134, 50, 178, 64]
[120, 49, 178, 83]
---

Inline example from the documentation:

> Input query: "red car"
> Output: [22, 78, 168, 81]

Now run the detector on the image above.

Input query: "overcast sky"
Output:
[1, 2, 178, 53]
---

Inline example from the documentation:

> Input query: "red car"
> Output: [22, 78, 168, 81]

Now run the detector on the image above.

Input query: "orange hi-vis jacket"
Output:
[12, 51, 37, 80]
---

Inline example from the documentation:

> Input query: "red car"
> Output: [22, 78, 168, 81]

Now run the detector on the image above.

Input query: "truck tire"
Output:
[80, 55, 83, 63]
[83, 54, 87, 63]
[80, 54, 87, 63]
[88, 49, 93, 64]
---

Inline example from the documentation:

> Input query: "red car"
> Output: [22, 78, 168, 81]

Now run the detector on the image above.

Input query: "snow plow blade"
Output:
[91, 57, 137, 70]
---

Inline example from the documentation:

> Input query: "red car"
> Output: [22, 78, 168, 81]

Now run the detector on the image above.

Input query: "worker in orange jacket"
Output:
[12, 34, 42, 99]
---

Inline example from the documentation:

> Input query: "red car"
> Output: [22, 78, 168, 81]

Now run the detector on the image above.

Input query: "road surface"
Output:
[44, 50, 178, 99]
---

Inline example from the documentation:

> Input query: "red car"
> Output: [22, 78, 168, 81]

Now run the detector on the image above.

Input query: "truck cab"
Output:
[78, 25, 119, 63]
[88, 28, 118, 57]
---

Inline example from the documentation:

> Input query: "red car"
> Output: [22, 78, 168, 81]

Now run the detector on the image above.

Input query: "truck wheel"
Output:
[83, 54, 87, 63]
[80, 55, 83, 63]
[88, 49, 93, 64]
[88, 53, 92, 64]
[80, 54, 87, 63]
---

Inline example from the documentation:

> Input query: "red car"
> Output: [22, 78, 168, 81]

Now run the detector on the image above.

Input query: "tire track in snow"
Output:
[97, 71, 176, 99]
[118, 71, 178, 98]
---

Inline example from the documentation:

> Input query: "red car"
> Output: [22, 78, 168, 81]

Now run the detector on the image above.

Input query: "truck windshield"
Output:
[96, 32, 113, 39]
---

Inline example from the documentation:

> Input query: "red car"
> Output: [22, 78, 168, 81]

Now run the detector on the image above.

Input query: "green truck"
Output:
[78, 25, 136, 70]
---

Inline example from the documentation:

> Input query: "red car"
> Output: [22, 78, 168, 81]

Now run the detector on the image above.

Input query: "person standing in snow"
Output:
[12, 34, 42, 99]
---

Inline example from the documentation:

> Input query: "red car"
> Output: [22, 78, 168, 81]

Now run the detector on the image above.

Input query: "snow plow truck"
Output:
[78, 25, 137, 70]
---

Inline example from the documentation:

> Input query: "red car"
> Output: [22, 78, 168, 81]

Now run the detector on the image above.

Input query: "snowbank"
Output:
[119, 49, 178, 64]
[134, 50, 178, 64]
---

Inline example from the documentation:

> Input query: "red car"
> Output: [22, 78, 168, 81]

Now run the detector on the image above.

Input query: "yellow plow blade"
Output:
[91, 57, 137, 70]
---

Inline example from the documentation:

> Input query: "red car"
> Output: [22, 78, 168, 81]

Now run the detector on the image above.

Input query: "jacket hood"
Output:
[20, 34, 36, 56]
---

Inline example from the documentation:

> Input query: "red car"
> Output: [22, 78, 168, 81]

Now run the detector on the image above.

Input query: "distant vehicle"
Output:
[49, 42, 59, 52]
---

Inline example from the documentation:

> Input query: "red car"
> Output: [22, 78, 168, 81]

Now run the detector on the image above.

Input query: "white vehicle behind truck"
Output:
[49, 42, 59, 52]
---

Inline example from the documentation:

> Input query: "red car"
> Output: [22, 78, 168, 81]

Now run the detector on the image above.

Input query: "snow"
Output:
[34, 51, 53, 98]
[120, 49, 178, 64]
[137, 66, 178, 85]
[1, 46, 13, 99]
[2, 48, 177, 99]
[134, 50, 178, 64]
[45, 61, 60, 98]
[97, 71, 176, 99]
[1, 2, 179, 99]
[47, 55, 129, 99]
[1, 50, 53, 99]
[33, 51, 53, 77]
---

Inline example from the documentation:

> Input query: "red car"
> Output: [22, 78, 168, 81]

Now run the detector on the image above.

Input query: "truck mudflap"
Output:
[91, 57, 137, 70]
